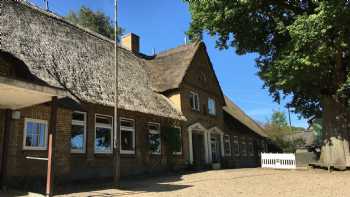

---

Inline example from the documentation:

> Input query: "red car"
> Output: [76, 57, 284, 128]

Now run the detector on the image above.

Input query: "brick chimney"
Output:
[121, 33, 140, 54]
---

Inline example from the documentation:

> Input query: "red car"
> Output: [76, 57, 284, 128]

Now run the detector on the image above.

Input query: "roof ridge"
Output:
[155, 41, 200, 57]
[17, 0, 115, 44]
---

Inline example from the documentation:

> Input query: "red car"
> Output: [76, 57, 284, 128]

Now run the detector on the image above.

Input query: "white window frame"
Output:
[190, 91, 200, 111]
[148, 122, 161, 155]
[94, 114, 113, 154]
[208, 97, 216, 115]
[120, 117, 136, 155]
[71, 111, 87, 153]
[173, 126, 182, 155]
[223, 134, 231, 156]
[233, 136, 240, 156]
[23, 118, 48, 151]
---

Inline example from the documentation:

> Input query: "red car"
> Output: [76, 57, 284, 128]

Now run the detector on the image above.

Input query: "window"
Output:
[120, 118, 135, 154]
[71, 111, 86, 153]
[233, 136, 239, 156]
[224, 135, 231, 156]
[23, 118, 48, 150]
[261, 140, 268, 153]
[208, 98, 216, 115]
[95, 114, 113, 153]
[148, 123, 161, 155]
[172, 127, 182, 155]
[248, 138, 254, 156]
[241, 137, 247, 156]
[189, 92, 200, 111]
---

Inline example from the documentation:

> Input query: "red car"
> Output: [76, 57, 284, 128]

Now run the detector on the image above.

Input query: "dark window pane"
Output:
[96, 116, 112, 125]
[120, 119, 134, 128]
[173, 128, 181, 153]
[121, 130, 134, 151]
[148, 123, 159, 131]
[189, 93, 194, 109]
[95, 127, 112, 152]
[72, 112, 85, 121]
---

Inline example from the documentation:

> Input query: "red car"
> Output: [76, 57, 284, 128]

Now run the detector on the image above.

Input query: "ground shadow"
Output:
[0, 189, 30, 197]
[54, 172, 192, 196]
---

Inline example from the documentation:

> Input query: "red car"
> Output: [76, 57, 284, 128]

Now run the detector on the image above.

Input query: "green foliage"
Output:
[310, 118, 323, 144]
[264, 111, 305, 152]
[184, 0, 350, 120]
[271, 110, 289, 128]
[65, 6, 124, 40]
[162, 126, 182, 170]
[163, 127, 182, 154]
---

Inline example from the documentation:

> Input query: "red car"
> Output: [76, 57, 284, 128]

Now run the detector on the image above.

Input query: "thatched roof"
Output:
[142, 42, 200, 92]
[1, 1, 184, 120]
[223, 96, 268, 138]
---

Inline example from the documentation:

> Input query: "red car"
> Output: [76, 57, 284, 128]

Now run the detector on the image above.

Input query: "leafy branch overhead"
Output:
[65, 6, 124, 40]
[185, 0, 350, 120]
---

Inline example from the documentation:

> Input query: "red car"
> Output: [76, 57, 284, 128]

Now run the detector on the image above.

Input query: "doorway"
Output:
[192, 132, 206, 167]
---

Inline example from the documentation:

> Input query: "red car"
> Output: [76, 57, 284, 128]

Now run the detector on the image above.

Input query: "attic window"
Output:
[208, 98, 216, 115]
[189, 91, 200, 111]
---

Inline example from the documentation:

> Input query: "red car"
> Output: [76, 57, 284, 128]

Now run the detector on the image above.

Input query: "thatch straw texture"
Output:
[1, 1, 184, 120]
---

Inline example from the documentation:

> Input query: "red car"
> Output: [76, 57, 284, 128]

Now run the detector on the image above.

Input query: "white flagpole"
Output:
[113, 0, 120, 184]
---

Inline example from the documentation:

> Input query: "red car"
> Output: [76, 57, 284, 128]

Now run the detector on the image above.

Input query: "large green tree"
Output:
[185, 0, 350, 168]
[65, 6, 123, 40]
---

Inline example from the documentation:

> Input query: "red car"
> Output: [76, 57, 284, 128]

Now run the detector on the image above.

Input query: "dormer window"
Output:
[189, 91, 200, 111]
[208, 98, 216, 115]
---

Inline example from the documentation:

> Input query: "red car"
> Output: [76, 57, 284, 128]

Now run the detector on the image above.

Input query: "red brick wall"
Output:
[4, 102, 186, 188]
[5, 104, 71, 177]
[181, 46, 226, 130]
[223, 114, 265, 168]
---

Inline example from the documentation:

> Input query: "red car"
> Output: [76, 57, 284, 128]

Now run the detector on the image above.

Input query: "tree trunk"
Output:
[319, 96, 350, 170]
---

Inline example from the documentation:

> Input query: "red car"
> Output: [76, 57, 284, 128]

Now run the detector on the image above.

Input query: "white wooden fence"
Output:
[261, 153, 296, 169]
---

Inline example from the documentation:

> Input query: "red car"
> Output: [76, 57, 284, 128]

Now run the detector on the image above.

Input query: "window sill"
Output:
[120, 150, 135, 155]
[22, 147, 47, 151]
[94, 151, 113, 155]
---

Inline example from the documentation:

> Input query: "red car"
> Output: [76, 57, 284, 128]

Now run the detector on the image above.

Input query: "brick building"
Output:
[0, 0, 271, 191]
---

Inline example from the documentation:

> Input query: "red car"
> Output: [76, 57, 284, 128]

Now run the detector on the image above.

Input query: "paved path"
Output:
[3, 168, 350, 197]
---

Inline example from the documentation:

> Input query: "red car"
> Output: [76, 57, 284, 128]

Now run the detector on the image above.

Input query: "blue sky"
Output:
[28, 0, 308, 128]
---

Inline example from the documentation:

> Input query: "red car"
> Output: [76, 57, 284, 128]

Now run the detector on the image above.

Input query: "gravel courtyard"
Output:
[2, 168, 350, 197]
